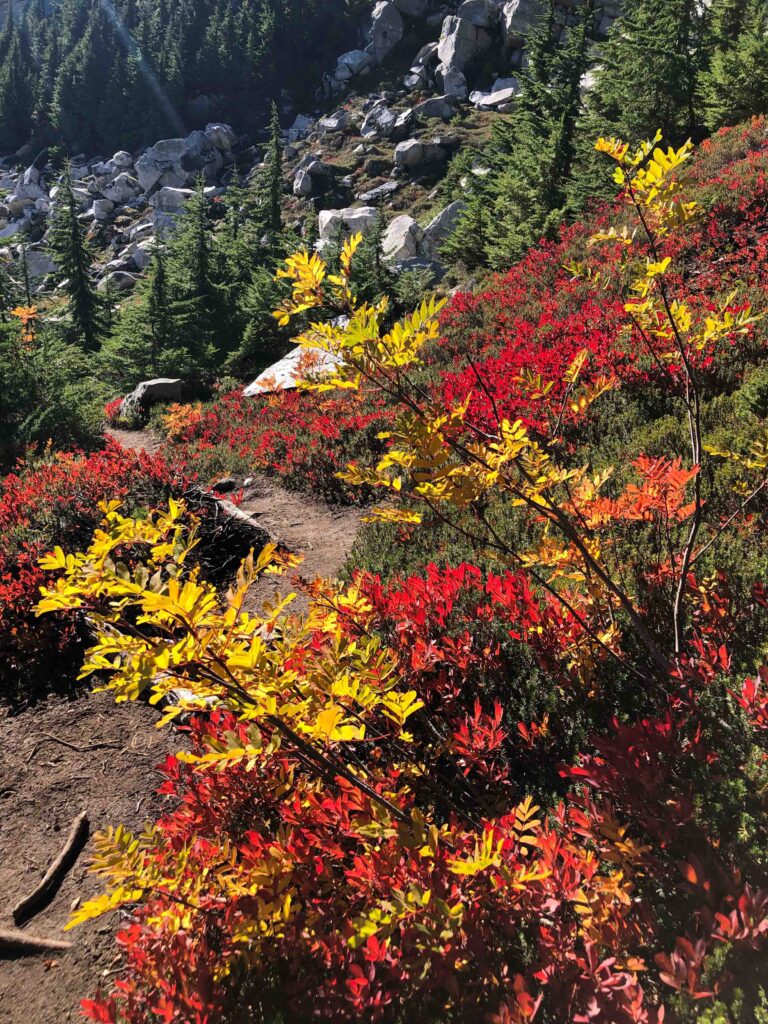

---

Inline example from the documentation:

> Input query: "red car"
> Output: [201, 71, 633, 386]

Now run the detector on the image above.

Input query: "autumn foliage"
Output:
[34, 125, 768, 1023]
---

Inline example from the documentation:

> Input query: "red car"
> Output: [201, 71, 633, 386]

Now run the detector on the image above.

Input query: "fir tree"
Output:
[700, 0, 768, 130]
[164, 178, 224, 376]
[100, 245, 186, 390]
[582, 0, 707, 144]
[485, 0, 596, 269]
[47, 163, 104, 352]
[0, 33, 35, 151]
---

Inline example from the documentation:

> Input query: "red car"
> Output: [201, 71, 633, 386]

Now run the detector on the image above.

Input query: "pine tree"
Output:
[164, 178, 224, 376]
[700, 0, 768, 130]
[47, 164, 105, 352]
[582, 0, 707, 144]
[264, 101, 284, 245]
[100, 245, 186, 391]
[485, 0, 596, 269]
[0, 33, 35, 151]
[352, 210, 395, 304]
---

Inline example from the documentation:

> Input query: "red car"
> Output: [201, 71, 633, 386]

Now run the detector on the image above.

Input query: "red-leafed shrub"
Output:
[0, 442, 179, 701]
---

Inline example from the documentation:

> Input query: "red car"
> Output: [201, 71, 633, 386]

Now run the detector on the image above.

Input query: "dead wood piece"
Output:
[25, 733, 122, 764]
[12, 811, 90, 926]
[0, 928, 72, 956]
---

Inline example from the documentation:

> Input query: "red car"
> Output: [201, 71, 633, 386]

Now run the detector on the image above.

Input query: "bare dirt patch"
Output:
[0, 434, 363, 1023]
[0, 694, 180, 1024]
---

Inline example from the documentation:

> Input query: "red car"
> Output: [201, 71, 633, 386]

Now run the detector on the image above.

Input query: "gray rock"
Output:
[437, 63, 469, 98]
[458, 0, 502, 28]
[469, 76, 520, 109]
[131, 240, 157, 270]
[287, 114, 315, 143]
[361, 103, 398, 140]
[7, 196, 34, 218]
[99, 270, 139, 293]
[437, 15, 492, 71]
[392, 108, 417, 140]
[413, 95, 459, 121]
[335, 49, 373, 76]
[120, 378, 183, 419]
[500, 0, 540, 46]
[358, 180, 402, 204]
[318, 206, 379, 242]
[394, 138, 448, 169]
[135, 130, 222, 193]
[204, 123, 237, 150]
[149, 186, 195, 213]
[24, 248, 56, 279]
[318, 110, 350, 132]
[382, 214, 424, 260]
[92, 198, 115, 221]
[420, 199, 467, 257]
[112, 150, 134, 169]
[366, 1, 405, 63]
[102, 172, 142, 205]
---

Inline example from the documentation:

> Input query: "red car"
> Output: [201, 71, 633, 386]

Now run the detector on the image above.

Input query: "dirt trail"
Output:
[0, 430, 363, 1024]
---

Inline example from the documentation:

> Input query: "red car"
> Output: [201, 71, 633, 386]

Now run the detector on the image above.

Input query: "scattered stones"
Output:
[469, 76, 520, 109]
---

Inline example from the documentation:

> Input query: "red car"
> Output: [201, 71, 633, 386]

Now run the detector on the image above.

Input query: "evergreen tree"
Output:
[0, 33, 35, 151]
[485, 0, 596, 269]
[164, 178, 224, 376]
[47, 164, 104, 352]
[352, 210, 395, 304]
[700, 0, 768, 130]
[100, 245, 187, 390]
[582, 0, 707, 143]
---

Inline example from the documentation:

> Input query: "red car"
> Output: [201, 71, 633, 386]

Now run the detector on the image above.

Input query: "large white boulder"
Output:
[421, 200, 467, 257]
[102, 172, 142, 205]
[244, 345, 345, 397]
[361, 103, 398, 140]
[458, 0, 501, 28]
[437, 15, 492, 71]
[501, 0, 541, 46]
[135, 130, 223, 193]
[366, 1, 405, 63]
[382, 215, 424, 261]
[394, 138, 448, 169]
[318, 206, 379, 242]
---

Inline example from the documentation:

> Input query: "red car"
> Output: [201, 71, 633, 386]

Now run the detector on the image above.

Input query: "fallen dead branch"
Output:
[0, 928, 72, 956]
[25, 733, 121, 764]
[12, 811, 90, 926]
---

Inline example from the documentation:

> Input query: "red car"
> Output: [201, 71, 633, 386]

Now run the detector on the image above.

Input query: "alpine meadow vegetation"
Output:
[30, 130, 768, 1024]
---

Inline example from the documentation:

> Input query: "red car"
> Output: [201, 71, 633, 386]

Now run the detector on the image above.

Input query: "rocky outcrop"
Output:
[135, 130, 224, 193]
